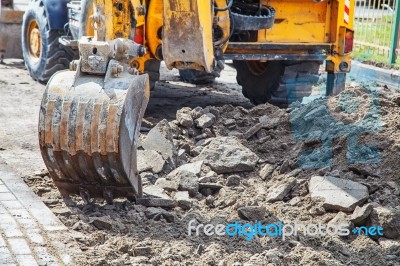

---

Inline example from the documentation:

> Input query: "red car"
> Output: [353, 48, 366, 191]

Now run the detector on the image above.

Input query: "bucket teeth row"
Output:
[39, 70, 149, 200]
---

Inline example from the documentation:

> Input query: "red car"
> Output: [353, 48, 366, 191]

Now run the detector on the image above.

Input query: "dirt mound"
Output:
[23, 82, 400, 265]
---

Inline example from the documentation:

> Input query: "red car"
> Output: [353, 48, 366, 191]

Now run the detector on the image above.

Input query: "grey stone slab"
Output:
[8, 238, 31, 255]
[0, 247, 16, 265]
[0, 224, 23, 238]
[15, 255, 38, 266]
[309, 175, 369, 212]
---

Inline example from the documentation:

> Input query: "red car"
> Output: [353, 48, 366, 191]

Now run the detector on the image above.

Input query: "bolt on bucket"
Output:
[38, 66, 149, 201]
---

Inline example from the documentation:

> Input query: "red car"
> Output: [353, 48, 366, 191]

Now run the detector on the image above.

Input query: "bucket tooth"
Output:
[79, 187, 92, 204]
[103, 189, 114, 205]
[39, 68, 150, 199]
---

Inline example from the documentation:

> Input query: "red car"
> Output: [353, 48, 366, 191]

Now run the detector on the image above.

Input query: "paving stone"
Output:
[0, 185, 9, 193]
[91, 216, 113, 230]
[171, 161, 203, 175]
[15, 255, 38, 266]
[35, 247, 58, 266]
[8, 238, 31, 255]
[0, 247, 15, 265]
[8, 208, 32, 220]
[328, 212, 353, 231]
[26, 229, 44, 245]
[163, 161, 203, 196]
[1, 200, 24, 210]
[0, 235, 6, 246]
[178, 171, 199, 197]
[0, 168, 81, 264]
[0, 193, 17, 201]
[241, 123, 263, 140]
[18, 218, 38, 230]
[0, 224, 23, 238]
[0, 212, 18, 225]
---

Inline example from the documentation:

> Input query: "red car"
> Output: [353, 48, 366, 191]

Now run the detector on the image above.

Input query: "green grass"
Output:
[353, 16, 398, 66]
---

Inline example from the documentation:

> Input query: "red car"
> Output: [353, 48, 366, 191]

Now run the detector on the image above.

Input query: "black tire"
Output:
[22, 0, 74, 83]
[144, 59, 161, 90]
[234, 60, 321, 105]
[179, 60, 224, 84]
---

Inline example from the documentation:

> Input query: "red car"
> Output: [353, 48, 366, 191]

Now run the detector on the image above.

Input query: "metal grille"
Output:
[354, 0, 396, 60]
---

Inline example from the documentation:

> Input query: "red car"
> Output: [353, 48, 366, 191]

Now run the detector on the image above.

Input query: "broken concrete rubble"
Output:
[266, 179, 296, 202]
[22, 82, 400, 265]
[141, 119, 176, 164]
[368, 207, 400, 239]
[238, 206, 266, 221]
[309, 176, 369, 212]
[194, 136, 259, 173]
[174, 191, 192, 210]
[259, 163, 276, 180]
[162, 161, 203, 196]
[350, 204, 373, 225]
[137, 150, 165, 173]
[176, 107, 194, 128]
[195, 113, 216, 128]
[226, 175, 241, 187]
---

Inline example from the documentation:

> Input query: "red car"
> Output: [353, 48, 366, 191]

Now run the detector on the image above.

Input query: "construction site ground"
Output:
[0, 59, 400, 265]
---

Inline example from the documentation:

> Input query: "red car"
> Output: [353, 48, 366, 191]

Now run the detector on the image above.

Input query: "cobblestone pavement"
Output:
[0, 166, 80, 266]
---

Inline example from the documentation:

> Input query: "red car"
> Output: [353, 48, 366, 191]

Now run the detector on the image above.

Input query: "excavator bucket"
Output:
[38, 66, 150, 201]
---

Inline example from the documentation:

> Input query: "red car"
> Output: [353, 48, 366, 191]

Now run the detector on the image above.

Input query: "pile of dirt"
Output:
[23, 81, 400, 266]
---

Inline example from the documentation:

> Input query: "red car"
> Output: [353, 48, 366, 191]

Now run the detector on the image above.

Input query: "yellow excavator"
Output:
[19, 0, 354, 201]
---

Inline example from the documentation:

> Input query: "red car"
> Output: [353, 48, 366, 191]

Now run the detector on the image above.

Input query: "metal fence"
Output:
[354, 0, 399, 64]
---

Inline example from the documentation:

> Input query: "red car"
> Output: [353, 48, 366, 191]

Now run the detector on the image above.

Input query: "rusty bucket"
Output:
[38, 67, 149, 200]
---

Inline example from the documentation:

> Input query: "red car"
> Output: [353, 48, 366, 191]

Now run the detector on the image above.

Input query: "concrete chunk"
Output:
[259, 163, 276, 180]
[137, 150, 165, 173]
[143, 185, 171, 200]
[309, 176, 369, 212]
[176, 108, 193, 128]
[142, 119, 176, 162]
[194, 137, 259, 174]
[368, 207, 400, 239]
[350, 204, 373, 225]
[238, 206, 266, 221]
[174, 191, 192, 210]
[195, 113, 216, 128]
[266, 179, 296, 202]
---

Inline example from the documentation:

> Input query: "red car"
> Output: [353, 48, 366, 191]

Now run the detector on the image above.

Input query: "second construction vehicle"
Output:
[20, 0, 354, 200]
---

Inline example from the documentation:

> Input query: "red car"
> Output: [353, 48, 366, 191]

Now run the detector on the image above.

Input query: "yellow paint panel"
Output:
[261, 0, 329, 43]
